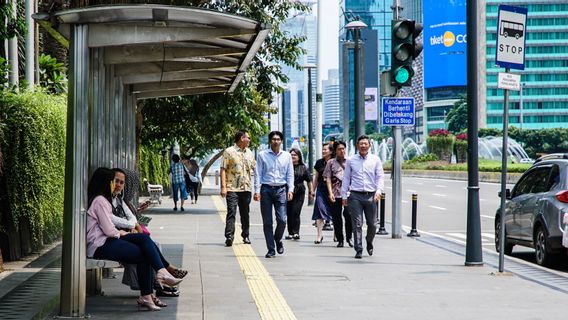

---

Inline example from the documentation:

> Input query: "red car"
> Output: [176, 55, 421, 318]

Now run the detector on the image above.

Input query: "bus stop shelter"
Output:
[34, 5, 270, 317]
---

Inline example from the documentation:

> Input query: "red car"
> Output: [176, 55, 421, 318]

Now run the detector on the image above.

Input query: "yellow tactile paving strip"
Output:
[212, 196, 297, 320]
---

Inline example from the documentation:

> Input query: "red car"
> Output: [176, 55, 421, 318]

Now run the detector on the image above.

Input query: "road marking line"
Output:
[428, 205, 447, 211]
[432, 193, 447, 197]
[482, 233, 495, 239]
[407, 189, 418, 193]
[481, 215, 494, 219]
[212, 196, 297, 320]
[435, 185, 447, 188]
[447, 232, 489, 243]
[402, 200, 409, 203]
[479, 198, 486, 202]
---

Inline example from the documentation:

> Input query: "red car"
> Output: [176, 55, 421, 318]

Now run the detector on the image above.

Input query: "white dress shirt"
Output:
[341, 153, 384, 199]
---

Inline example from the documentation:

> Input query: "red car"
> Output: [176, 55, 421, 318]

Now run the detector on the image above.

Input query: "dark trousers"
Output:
[224, 191, 251, 239]
[287, 191, 305, 235]
[93, 233, 165, 295]
[260, 185, 287, 254]
[347, 192, 377, 253]
[188, 181, 199, 201]
[331, 198, 352, 242]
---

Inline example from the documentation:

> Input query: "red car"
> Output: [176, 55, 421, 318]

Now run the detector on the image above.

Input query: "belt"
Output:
[261, 184, 287, 189]
[350, 190, 376, 196]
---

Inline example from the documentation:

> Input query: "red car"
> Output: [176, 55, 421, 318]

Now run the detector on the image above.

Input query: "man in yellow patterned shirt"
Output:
[220, 130, 256, 247]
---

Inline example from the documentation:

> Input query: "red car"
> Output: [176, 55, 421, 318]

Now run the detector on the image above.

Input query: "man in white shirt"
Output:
[254, 131, 294, 258]
[341, 135, 384, 259]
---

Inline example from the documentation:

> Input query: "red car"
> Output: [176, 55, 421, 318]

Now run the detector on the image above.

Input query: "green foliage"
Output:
[141, 85, 272, 159]
[479, 128, 501, 137]
[0, 90, 67, 247]
[446, 95, 468, 133]
[0, 2, 26, 40]
[139, 145, 170, 194]
[405, 153, 438, 164]
[368, 132, 390, 143]
[478, 127, 568, 158]
[454, 139, 468, 163]
[39, 54, 68, 94]
[402, 159, 530, 173]
[0, 57, 8, 88]
[426, 134, 455, 163]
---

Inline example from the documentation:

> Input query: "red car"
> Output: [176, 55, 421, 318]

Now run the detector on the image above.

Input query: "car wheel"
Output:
[495, 217, 513, 255]
[534, 226, 554, 266]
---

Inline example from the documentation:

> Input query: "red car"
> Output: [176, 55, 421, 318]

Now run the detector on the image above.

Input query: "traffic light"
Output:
[390, 20, 423, 87]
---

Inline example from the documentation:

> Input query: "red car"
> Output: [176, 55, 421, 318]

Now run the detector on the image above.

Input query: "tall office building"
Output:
[486, 1, 568, 129]
[323, 69, 341, 124]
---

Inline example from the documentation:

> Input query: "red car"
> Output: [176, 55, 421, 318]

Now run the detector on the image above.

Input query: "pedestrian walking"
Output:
[254, 131, 294, 258]
[341, 135, 384, 259]
[187, 159, 200, 204]
[169, 154, 188, 211]
[285, 148, 314, 241]
[311, 143, 333, 244]
[220, 130, 256, 247]
[324, 141, 353, 248]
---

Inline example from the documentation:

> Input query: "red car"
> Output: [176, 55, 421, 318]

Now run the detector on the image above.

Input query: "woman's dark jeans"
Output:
[93, 233, 165, 295]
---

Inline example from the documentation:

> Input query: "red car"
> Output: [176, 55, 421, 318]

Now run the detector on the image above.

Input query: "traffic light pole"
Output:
[391, 0, 403, 238]
[307, 66, 315, 206]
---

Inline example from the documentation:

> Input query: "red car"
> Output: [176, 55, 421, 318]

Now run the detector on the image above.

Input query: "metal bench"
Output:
[86, 259, 121, 295]
[143, 178, 163, 204]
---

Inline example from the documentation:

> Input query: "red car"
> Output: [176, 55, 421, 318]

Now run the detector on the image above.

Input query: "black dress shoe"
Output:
[284, 235, 293, 240]
[276, 241, 284, 254]
[265, 252, 275, 258]
[355, 251, 363, 259]
[336, 241, 344, 248]
[367, 241, 374, 256]
[225, 238, 233, 247]
[347, 239, 354, 247]
[243, 237, 251, 244]
[293, 234, 300, 240]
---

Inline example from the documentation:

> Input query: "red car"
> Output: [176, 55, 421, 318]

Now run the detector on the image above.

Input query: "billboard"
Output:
[423, 0, 467, 88]
[364, 87, 378, 120]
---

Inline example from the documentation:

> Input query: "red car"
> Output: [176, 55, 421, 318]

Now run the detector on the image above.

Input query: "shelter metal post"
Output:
[59, 24, 89, 317]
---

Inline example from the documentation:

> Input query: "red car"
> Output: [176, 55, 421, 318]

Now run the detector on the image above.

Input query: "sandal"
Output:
[156, 288, 180, 297]
[152, 294, 168, 307]
[170, 268, 188, 279]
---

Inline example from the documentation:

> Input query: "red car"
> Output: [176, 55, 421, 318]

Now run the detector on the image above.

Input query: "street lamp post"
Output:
[303, 64, 317, 178]
[345, 20, 368, 139]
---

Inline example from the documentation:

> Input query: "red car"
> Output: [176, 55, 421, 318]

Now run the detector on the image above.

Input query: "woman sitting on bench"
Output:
[86, 167, 184, 311]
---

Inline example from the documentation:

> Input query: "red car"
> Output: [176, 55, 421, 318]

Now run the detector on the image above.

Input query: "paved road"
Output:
[383, 177, 568, 271]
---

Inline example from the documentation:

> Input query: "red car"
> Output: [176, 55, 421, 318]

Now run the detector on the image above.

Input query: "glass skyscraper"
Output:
[486, 1, 568, 129]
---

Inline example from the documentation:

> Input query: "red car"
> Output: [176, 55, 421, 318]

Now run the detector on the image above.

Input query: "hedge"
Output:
[139, 145, 171, 194]
[0, 90, 67, 252]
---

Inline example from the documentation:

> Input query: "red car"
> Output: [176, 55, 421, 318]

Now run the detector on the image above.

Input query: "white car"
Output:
[519, 158, 535, 164]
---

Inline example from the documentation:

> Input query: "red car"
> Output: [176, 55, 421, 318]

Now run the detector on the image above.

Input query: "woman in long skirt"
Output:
[311, 143, 333, 244]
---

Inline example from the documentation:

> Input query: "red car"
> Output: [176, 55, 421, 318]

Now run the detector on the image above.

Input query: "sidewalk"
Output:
[0, 184, 566, 319]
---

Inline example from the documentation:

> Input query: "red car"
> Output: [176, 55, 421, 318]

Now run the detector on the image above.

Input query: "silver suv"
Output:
[495, 154, 568, 266]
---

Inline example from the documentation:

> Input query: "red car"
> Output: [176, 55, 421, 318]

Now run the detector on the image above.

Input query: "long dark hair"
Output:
[289, 148, 304, 166]
[87, 167, 114, 208]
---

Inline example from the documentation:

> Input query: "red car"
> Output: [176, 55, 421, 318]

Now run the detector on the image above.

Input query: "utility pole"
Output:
[465, 0, 483, 266]
[315, 0, 323, 158]
[345, 20, 367, 139]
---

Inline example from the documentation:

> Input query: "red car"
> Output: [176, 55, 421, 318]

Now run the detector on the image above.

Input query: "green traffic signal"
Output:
[393, 67, 410, 84]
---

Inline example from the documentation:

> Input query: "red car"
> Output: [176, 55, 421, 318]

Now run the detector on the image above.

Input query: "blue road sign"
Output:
[382, 97, 415, 126]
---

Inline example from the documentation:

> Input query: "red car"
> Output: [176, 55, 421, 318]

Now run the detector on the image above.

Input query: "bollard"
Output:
[407, 193, 420, 237]
[376, 193, 389, 235]
[215, 170, 220, 185]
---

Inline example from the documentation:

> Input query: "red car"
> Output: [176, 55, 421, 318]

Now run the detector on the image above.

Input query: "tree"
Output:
[446, 95, 468, 133]
[138, 0, 309, 176]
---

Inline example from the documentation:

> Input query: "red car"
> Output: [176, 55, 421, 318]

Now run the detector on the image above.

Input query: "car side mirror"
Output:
[498, 189, 511, 199]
